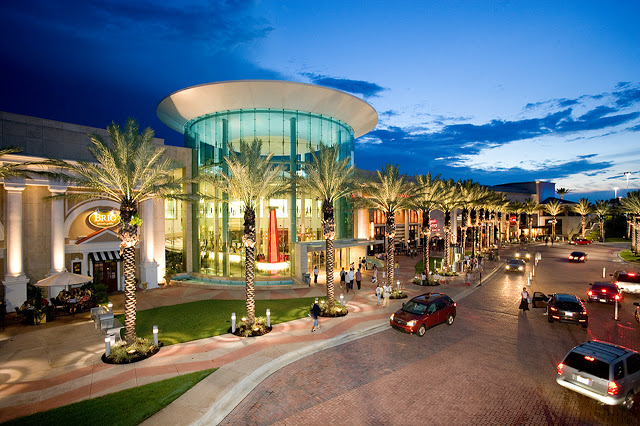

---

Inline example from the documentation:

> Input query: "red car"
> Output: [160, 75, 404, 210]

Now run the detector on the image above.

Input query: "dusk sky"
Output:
[1, 0, 639, 201]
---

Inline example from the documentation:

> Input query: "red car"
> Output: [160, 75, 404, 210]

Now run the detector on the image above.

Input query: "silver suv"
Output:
[612, 271, 640, 294]
[556, 340, 640, 410]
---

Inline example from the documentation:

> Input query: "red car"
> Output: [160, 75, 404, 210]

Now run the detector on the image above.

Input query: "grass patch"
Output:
[620, 249, 640, 263]
[607, 237, 630, 243]
[116, 298, 318, 345]
[5, 368, 216, 426]
[414, 258, 443, 274]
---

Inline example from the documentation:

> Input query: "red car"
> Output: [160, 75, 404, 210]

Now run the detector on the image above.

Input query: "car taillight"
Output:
[629, 273, 637, 277]
[615, 294, 621, 301]
[453, 302, 457, 307]
[580, 257, 585, 260]
[588, 291, 593, 296]
[568, 256, 573, 259]
[608, 381, 619, 395]
[557, 363, 564, 375]
[550, 306, 557, 311]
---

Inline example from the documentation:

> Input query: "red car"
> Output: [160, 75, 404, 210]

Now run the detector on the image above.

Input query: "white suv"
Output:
[557, 340, 640, 410]
[612, 271, 640, 294]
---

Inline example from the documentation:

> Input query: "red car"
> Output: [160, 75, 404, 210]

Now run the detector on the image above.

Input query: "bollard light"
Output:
[603, 267, 606, 278]
[397, 280, 400, 290]
[153, 325, 159, 346]
[231, 313, 236, 333]
[105, 336, 111, 357]
[532, 266, 535, 277]
[266, 309, 271, 327]
[614, 295, 620, 321]
[107, 301, 113, 313]
[340, 294, 344, 306]
[315, 298, 318, 304]
[527, 276, 530, 287]
[110, 334, 116, 347]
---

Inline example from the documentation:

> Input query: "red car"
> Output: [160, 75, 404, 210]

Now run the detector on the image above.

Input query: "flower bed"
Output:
[319, 299, 348, 317]
[231, 316, 272, 337]
[389, 289, 408, 299]
[102, 337, 161, 364]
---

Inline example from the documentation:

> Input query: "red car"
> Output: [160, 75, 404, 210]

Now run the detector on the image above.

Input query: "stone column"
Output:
[3, 181, 29, 311]
[140, 198, 159, 288]
[49, 184, 67, 275]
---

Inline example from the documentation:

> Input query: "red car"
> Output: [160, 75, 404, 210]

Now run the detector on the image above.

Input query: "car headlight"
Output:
[518, 266, 523, 270]
[390, 313, 395, 320]
[506, 265, 510, 269]
[526, 254, 530, 258]
[569, 256, 573, 259]
[407, 320, 416, 327]
[515, 253, 520, 257]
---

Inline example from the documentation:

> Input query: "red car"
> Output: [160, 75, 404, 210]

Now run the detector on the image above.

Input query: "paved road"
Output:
[221, 243, 640, 425]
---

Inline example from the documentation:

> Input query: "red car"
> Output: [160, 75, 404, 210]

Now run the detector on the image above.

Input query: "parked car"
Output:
[505, 258, 526, 273]
[587, 282, 622, 304]
[568, 251, 587, 262]
[556, 340, 640, 410]
[612, 271, 640, 294]
[389, 292, 456, 337]
[514, 248, 531, 261]
[570, 237, 592, 245]
[532, 292, 588, 328]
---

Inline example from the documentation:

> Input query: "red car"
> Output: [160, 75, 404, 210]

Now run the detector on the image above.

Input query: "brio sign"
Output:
[88, 210, 120, 228]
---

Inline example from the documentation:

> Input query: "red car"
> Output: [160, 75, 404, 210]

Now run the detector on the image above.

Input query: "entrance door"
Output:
[93, 261, 119, 292]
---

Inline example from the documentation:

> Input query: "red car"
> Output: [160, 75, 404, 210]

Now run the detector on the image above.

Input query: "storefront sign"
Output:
[509, 215, 517, 226]
[429, 219, 440, 232]
[88, 210, 120, 228]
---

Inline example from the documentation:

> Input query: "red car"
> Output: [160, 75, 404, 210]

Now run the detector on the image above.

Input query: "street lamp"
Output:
[624, 172, 631, 197]
[613, 187, 619, 198]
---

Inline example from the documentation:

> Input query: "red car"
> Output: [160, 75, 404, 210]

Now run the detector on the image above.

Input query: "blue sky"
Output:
[1, 0, 639, 201]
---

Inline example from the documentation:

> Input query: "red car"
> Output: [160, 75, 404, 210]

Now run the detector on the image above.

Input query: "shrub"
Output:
[390, 289, 408, 299]
[104, 337, 159, 364]
[318, 299, 348, 317]
[233, 316, 272, 337]
[412, 277, 439, 286]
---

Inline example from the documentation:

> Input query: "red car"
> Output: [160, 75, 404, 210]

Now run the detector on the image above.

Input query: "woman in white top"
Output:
[519, 287, 530, 313]
[382, 283, 392, 307]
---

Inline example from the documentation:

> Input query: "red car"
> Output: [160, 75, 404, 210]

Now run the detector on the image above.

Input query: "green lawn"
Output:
[5, 369, 216, 426]
[116, 297, 318, 345]
[607, 237, 630, 242]
[620, 249, 640, 263]
[413, 258, 443, 274]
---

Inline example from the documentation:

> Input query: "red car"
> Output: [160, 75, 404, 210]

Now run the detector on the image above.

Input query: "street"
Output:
[221, 243, 640, 425]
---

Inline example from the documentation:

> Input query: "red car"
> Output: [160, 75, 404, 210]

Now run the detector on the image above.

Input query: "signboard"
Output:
[88, 210, 120, 228]
[429, 219, 440, 232]
[509, 215, 517, 226]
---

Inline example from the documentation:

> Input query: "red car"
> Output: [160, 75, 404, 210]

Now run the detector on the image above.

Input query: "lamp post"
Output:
[624, 172, 631, 197]
[613, 187, 619, 199]
[153, 325, 158, 346]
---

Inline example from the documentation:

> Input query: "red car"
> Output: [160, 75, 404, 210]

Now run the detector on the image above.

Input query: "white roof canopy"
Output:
[156, 80, 378, 139]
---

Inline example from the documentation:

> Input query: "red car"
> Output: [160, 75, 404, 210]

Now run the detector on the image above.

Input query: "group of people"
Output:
[54, 288, 93, 313]
[375, 282, 392, 307]
[405, 247, 419, 258]
[339, 264, 363, 292]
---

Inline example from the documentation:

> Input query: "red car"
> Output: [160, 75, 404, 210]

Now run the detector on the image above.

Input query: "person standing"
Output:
[347, 268, 354, 292]
[382, 282, 391, 307]
[313, 265, 319, 284]
[355, 268, 362, 290]
[421, 270, 427, 286]
[375, 283, 382, 305]
[394, 261, 399, 279]
[310, 301, 320, 332]
[340, 268, 346, 290]
[519, 287, 530, 314]
[372, 264, 378, 283]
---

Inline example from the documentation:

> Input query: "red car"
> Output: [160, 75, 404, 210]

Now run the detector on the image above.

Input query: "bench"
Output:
[90, 306, 107, 320]
[105, 319, 124, 342]
[97, 312, 114, 331]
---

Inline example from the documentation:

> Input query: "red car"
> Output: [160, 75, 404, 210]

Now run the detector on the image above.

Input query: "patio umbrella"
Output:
[35, 271, 93, 288]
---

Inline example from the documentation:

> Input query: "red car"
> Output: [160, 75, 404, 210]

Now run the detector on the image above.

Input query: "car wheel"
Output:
[416, 324, 426, 337]
[622, 391, 635, 411]
[446, 314, 455, 325]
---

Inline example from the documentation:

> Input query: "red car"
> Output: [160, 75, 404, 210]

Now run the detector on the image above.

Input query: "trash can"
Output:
[302, 273, 311, 286]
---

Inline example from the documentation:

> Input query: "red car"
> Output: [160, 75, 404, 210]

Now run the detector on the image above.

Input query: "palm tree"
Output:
[593, 200, 611, 242]
[437, 180, 463, 271]
[509, 201, 524, 242]
[556, 187, 570, 200]
[0, 147, 33, 179]
[458, 181, 484, 256]
[544, 199, 565, 242]
[412, 173, 441, 274]
[201, 139, 289, 324]
[620, 191, 640, 254]
[572, 198, 593, 238]
[42, 119, 187, 344]
[298, 144, 355, 308]
[360, 165, 417, 286]
[494, 196, 511, 247]
[522, 198, 541, 242]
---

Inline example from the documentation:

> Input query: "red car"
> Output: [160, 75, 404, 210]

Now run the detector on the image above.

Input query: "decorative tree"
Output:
[593, 200, 611, 242]
[522, 198, 541, 242]
[572, 198, 593, 238]
[556, 187, 570, 200]
[620, 191, 640, 254]
[411, 173, 441, 274]
[544, 199, 565, 242]
[437, 180, 463, 271]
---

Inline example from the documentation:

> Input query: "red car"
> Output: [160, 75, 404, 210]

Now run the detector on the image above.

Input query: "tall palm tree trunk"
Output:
[528, 216, 533, 242]
[443, 210, 451, 271]
[122, 245, 137, 344]
[386, 214, 396, 285]
[552, 217, 557, 241]
[599, 218, 605, 242]
[581, 216, 586, 237]
[243, 208, 256, 325]
[422, 214, 431, 273]
[322, 200, 336, 308]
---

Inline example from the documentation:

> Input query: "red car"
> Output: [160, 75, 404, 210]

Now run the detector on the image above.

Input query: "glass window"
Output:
[614, 361, 625, 380]
[563, 352, 610, 379]
[627, 354, 640, 375]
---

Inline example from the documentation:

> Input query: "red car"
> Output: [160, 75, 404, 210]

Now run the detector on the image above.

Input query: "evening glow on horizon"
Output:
[1, 0, 638, 201]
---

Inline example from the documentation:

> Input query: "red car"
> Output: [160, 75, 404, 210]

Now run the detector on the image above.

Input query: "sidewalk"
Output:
[0, 253, 504, 424]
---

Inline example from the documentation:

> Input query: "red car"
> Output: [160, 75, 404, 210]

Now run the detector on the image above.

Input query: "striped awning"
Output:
[88, 251, 121, 262]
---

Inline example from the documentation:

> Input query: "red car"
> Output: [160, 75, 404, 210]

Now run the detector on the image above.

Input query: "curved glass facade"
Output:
[185, 109, 355, 278]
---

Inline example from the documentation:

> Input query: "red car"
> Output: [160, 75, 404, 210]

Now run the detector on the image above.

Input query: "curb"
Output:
[193, 321, 389, 425]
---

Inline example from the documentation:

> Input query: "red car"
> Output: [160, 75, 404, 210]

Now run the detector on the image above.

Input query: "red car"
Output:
[571, 238, 592, 245]
[390, 292, 456, 337]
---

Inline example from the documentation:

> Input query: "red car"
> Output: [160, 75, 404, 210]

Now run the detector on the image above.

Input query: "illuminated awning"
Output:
[88, 251, 121, 262]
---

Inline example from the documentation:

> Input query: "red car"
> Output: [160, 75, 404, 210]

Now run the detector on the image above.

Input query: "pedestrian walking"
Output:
[375, 283, 382, 305]
[372, 264, 378, 283]
[313, 265, 318, 284]
[421, 270, 427, 286]
[394, 261, 399, 278]
[382, 282, 392, 307]
[347, 268, 354, 292]
[519, 287, 530, 314]
[310, 301, 320, 332]
[356, 268, 362, 290]
[340, 268, 346, 289]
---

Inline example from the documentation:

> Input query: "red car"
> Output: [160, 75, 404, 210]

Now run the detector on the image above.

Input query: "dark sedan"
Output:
[587, 282, 622, 304]
[568, 251, 587, 262]
[532, 292, 588, 328]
